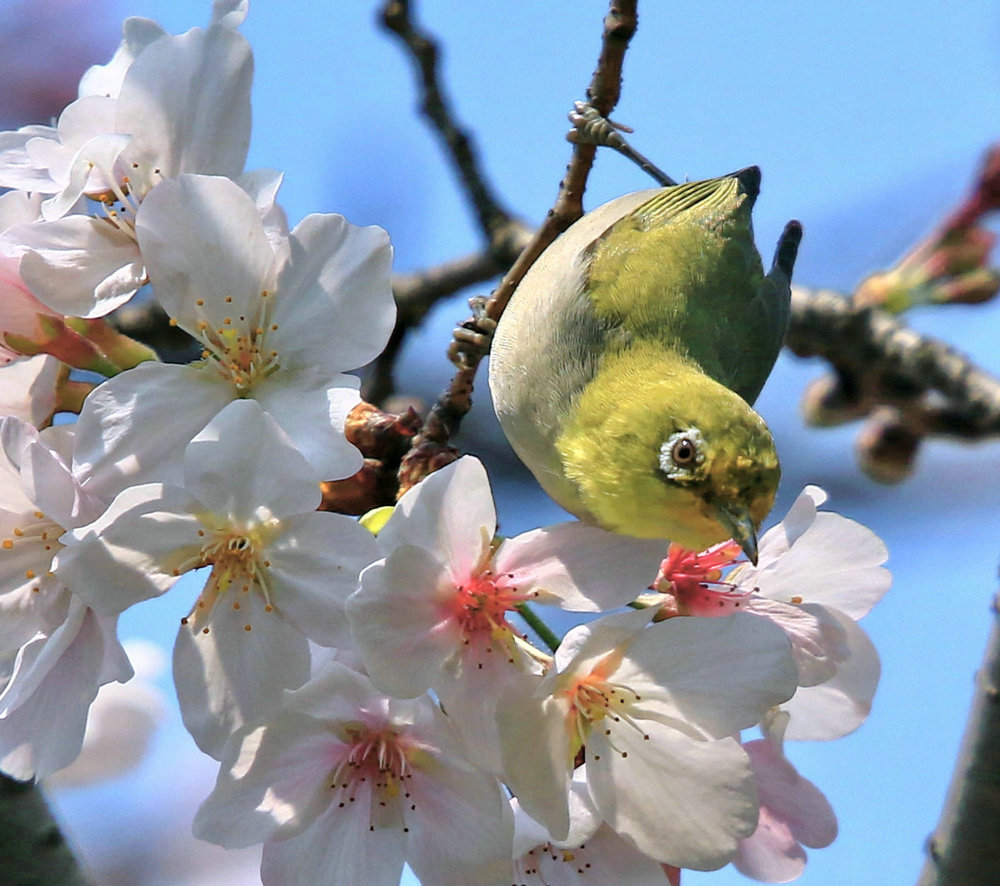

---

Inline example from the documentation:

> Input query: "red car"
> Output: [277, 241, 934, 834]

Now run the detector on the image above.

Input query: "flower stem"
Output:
[515, 602, 560, 653]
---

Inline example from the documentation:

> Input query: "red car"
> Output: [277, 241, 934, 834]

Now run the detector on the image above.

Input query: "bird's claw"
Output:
[448, 295, 497, 370]
[567, 100, 633, 149]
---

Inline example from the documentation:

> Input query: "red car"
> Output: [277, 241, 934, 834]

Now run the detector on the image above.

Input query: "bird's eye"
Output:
[671, 437, 697, 466]
[658, 428, 706, 480]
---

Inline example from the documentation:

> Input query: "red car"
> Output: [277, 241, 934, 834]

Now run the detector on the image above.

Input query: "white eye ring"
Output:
[659, 428, 706, 479]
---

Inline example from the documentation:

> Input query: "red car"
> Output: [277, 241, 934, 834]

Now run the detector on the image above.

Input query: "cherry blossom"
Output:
[497, 607, 798, 870]
[0, 4, 253, 317]
[194, 660, 515, 886]
[654, 485, 889, 739]
[0, 417, 131, 779]
[733, 712, 838, 882]
[346, 455, 665, 770]
[71, 173, 394, 488]
[57, 399, 379, 757]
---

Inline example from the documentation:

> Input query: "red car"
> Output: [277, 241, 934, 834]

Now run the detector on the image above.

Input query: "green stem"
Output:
[515, 602, 561, 653]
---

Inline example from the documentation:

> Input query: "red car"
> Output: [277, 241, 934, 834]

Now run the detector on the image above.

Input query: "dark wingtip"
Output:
[733, 165, 762, 200]
[772, 219, 803, 279]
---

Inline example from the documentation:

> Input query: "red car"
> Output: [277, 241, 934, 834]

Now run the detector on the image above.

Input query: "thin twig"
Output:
[380, 0, 526, 255]
[396, 0, 640, 492]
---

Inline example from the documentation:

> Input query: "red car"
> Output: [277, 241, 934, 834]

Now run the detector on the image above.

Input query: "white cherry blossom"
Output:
[0, 417, 131, 779]
[194, 660, 515, 886]
[71, 173, 394, 488]
[0, 12, 254, 317]
[57, 399, 380, 757]
[497, 607, 798, 870]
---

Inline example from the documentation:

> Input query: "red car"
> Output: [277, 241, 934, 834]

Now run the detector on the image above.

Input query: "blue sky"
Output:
[37, 1, 1000, 883]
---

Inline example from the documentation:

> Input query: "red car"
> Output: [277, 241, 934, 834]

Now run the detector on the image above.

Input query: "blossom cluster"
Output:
[0, 4, 891, 885]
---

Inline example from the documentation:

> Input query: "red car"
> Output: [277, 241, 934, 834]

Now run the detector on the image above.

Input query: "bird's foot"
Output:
[448, 294, 497, 370]
[567, 100, 677, 187]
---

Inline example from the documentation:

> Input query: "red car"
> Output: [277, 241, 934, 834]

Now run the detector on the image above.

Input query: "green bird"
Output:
[488, 167, 801, 563]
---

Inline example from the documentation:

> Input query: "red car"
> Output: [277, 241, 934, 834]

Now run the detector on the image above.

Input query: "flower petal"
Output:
[782, 610, 881, 740]
[377, 456, 495, 580]
[173, 592, 310, 758]
[494, 522, 664, 611]
[73, 361, 233, 491]
[348, 546, 460, 698]
[135, 174, 276, 328]
[588, 722, 756, 870]
[265, 512, 378, 648]
[117, 25, 252, 178]
[13, 215, 143, 318]
[183, 399, 321, 520]
[193, 710, 338, 847]
[271, 213, 394, 372]
[617, 614, 798, 738]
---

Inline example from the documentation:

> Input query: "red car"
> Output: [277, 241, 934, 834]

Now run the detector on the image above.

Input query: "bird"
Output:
[488, 167, 801, 564]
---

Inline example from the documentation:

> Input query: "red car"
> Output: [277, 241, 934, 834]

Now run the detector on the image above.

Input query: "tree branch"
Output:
[0, 775, 90, 885]
[396, 0, 640, 493]
[917, 592, 1000, 886]
[379, 0, 528, 257]
[789, 285, 1000, 481]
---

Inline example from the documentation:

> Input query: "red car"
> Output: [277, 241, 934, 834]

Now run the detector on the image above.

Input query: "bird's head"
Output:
[556, 360, 780, 563]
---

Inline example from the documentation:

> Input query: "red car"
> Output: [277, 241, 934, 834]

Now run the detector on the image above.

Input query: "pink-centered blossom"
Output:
[654, 486, 889, 739]
[346, 455, 665, 771]
[57, 399, 380, 757]
[194, 660, 515, 886]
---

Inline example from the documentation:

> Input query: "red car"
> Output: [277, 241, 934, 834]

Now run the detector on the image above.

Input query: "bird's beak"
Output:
[713, 503, 759, 565]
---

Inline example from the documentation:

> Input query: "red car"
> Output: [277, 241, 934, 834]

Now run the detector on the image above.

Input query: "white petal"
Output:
[253, 372, 363, 481]
[0, 127, 61, 192]
[746, 598, 848, 688]
[348, 546, 460, 698]
[782, 611, 881, 740]
[589, 723, 756, 869]
[265, 512, 378, 648]
[0, 190, 43, 230]
[618, 614, 798, 738]
[0, 604, 109, 780]
[271, 213, 395, 372]
[0, 356, 60, 426]
[260, 796, 406, 886]
[497, 675, 573, 842]
[742, 512, 890, 620]
[117, 26, 252, 178]
[494, 522, 664, 611]
[406, 761, 514, 886]
[73, 361, 233, 491]
[194, 710, 338, 848]
[211, 1, 249, 29]
[56, 483, 202, 615]
[136, 174, 276, 327]
[174, 592, 311, 758]
[552, 607, 655, 675]
[78, 17, 167, 99]
[378, 456, 496, 581]
[12, 216, 143, 318]
[183, 399, 321, 519]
